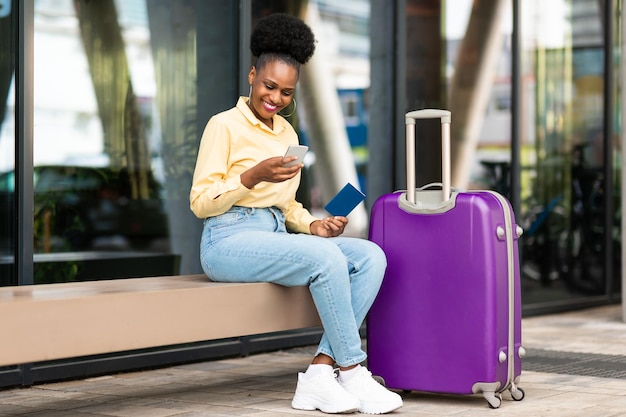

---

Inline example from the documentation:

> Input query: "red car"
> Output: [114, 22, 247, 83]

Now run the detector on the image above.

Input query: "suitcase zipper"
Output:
[484, 190, 519, 394]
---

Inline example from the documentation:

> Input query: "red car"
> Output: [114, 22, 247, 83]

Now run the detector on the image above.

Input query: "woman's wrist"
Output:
[309, 220, 321, 235]
[240, 170, 257, 189]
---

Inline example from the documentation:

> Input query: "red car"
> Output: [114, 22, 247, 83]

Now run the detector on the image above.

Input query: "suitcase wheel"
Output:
[484, 392, 502, 409]
[510, 387, 525, 401]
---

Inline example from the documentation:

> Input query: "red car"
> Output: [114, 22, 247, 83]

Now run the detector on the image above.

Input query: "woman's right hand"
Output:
[240, 156, 303, 189]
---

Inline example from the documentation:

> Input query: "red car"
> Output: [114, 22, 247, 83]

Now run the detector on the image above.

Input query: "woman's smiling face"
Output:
[248, 59, 298, 128]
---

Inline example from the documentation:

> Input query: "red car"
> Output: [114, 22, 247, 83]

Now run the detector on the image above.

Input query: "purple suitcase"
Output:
[367, 110, 525, 409]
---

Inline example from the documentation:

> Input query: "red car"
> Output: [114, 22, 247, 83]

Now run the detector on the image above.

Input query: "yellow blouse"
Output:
[189, 97, 318, 234]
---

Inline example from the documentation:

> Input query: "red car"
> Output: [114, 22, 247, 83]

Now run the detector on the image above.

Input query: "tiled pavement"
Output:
[1, 304, 626, 416]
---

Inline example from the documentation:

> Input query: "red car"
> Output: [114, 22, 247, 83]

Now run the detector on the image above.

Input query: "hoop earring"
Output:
[281, 98, 297, 118]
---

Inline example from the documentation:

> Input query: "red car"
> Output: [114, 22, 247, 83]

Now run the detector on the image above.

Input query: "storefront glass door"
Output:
[437, 0, 620, 310]
[518, 0, 619, 307]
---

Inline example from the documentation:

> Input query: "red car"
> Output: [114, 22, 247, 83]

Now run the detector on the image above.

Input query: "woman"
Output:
[190, 13, 403, 415]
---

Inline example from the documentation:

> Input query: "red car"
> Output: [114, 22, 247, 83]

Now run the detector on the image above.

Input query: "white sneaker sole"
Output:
[292, 393, 359, 414]
[358, 399, 403, 415]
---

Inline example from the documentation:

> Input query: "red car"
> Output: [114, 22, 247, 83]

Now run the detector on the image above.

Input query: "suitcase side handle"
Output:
[405, 109, 452, 204]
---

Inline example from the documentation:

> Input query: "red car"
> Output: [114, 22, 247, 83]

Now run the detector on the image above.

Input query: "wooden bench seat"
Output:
[0, 275, 321, 367]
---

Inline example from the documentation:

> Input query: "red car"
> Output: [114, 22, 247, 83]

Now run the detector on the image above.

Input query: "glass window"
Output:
[340, 92, 360, 126]
[0, 0, 15, 286]
[404, 0, 618, 308]
[443, 0, 513, 195]
[610, 0, 626, 295]
[30, 0, 201, 282]
[519, 0, 610, 302]
[252, 0, 371, 230]
[28, 0, 371, 283]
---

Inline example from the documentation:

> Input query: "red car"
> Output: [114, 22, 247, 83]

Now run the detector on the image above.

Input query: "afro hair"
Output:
[250, 13, 316, 65]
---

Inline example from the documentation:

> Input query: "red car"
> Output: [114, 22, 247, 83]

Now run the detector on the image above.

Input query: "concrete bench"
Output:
[0, 274, 321, 367]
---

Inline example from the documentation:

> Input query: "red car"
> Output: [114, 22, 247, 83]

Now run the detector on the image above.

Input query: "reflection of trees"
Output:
[0, 5, 14, 130]
[144, 0, 199, 273]
[448, 0, 508, 188]
[73, 0, 151, 200]
[145, 0, 197, 200]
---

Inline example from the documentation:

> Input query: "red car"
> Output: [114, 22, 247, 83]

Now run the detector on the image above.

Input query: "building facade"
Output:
[1, 0, 623, 387]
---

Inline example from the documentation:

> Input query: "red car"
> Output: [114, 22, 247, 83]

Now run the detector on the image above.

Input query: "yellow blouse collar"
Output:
[237, 96, 286, 134]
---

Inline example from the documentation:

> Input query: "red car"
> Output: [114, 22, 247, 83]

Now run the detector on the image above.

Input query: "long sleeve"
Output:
[189, 115, 252, 218]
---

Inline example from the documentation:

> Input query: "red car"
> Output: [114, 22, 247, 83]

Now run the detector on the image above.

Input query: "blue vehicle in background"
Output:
[338, 87, 369, 191]
[293, 87, 368, 212]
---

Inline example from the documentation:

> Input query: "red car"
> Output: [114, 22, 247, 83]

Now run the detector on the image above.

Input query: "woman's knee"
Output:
[350, 239, 387, 274]
[311, 240, 349, 272]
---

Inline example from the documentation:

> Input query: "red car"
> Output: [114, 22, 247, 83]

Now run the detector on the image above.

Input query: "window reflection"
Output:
[28, 0, 181, 282]
[424, 0, 614, 304]
[519, 0, 609, 301]
[0, 0, 15, 286]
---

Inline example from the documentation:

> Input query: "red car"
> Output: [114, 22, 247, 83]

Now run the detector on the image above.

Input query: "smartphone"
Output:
[283, 144, 309, 167]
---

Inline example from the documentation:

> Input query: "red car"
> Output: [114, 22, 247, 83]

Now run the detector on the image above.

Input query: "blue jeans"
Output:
[200, 206, 387, 367]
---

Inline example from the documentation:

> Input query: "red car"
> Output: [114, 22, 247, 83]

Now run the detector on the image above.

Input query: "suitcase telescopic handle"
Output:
[405, 109, 452, 204]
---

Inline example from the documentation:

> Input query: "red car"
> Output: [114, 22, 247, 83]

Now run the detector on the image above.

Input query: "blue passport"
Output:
[324, 183, 366, 217]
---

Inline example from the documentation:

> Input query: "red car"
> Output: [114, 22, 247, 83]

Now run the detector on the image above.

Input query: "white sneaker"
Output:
[339, 366, 403, 414]
[291, 367, 360, 414]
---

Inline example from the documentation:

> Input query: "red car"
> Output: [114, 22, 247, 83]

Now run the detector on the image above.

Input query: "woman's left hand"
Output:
[310, 216, 348, 237]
